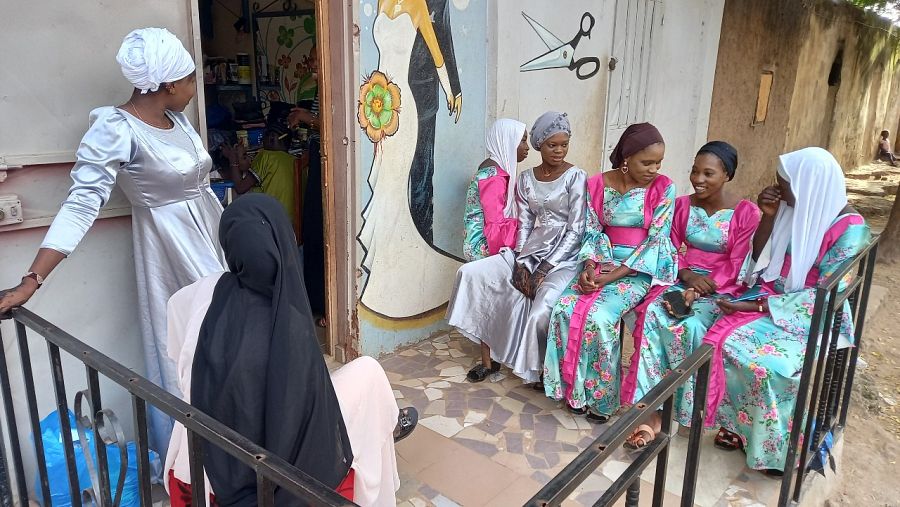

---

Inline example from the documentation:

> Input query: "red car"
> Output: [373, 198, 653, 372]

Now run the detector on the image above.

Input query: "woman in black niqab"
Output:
[191, 193, 353, 505]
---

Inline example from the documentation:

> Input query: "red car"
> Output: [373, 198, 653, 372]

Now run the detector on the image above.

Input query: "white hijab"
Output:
[485, 118, 527, 217]
[758, 147, 848, 292]
[116, 27, 196, 94]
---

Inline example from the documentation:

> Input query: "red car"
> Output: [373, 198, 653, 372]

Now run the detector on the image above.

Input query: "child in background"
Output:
[878, 130, 897, 166]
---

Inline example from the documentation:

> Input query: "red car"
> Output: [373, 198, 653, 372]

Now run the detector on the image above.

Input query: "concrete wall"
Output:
[708, 0, 900, 198]
[352, 0, 725, 355]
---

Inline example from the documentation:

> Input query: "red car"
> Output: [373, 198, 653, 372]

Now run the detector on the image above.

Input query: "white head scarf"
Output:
[758, 147, 848, 292]
[116, 28, 195, 94]
[485, 118, 527, 217]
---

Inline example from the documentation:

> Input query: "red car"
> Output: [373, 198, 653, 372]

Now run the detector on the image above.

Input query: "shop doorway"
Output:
[195, 0, 351, 357]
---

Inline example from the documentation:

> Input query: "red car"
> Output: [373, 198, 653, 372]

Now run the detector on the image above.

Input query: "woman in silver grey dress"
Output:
[0, 28, 225, 454]
[447, 112, 586, 384]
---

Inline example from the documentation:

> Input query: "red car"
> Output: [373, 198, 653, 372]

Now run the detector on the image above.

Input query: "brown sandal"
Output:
[624, 424, 656, 450]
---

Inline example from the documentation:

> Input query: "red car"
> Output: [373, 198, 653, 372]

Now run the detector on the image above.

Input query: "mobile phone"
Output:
[663, 291, 692, 319]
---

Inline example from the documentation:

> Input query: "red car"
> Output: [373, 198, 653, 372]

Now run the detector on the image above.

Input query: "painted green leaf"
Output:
[378, 110, 393, 126]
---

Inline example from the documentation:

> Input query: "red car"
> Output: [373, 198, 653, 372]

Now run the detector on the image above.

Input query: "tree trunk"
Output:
[877, 182, 900, 263]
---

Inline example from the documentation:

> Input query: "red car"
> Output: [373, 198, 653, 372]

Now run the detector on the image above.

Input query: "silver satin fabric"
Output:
[447, 167, 586, 382]
[42, 107, 226, 454]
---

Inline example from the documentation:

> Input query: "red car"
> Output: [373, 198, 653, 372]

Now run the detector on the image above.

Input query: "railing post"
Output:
[131, 396, 153, 507]
[16, 321, 52, 506]
[0, 325, 28, 504]
[779, 286, 828, 505]
[625, 480, 640, 507]
[840, 244, 878, 426]
[47, 343, 83, 507]
[681, 352, 710, 507]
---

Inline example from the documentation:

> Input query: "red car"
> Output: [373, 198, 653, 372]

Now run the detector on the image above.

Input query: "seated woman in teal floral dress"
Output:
[705, 147, 871, 475]
[544, 123, 678, 423]
[620, 141, 760, 448]
[462, 119, 529, 261]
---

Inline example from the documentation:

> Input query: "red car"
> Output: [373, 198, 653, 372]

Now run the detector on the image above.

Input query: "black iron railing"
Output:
[778, 235, 879, 505]
[526, 343, 714, 507]
[0, 307, 356, 507]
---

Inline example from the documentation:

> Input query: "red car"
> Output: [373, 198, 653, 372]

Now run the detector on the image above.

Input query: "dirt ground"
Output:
[827, 163, 900, 506]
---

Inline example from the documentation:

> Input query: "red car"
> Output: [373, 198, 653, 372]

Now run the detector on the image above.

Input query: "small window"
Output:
[829, 47, 844, 87]
[753, 71, 774, 126]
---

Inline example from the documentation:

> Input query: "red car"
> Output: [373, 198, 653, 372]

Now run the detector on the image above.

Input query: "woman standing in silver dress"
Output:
[0, 28, 225, 453]
[446, 112, 586, 384]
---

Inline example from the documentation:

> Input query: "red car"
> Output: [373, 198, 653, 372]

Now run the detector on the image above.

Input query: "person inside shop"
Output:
[165, 194, 417, 506]
[223, 109, 299, 230]
[287, 45, 328, 328]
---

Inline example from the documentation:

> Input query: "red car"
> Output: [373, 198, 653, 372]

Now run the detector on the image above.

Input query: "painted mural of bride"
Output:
[358, 0, 464, 318]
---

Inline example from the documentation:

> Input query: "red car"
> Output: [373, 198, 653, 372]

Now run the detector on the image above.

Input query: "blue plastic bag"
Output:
[32, 410, 160, 507]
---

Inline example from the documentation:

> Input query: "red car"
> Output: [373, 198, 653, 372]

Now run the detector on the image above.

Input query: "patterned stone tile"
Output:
[519, 413, 535, 430]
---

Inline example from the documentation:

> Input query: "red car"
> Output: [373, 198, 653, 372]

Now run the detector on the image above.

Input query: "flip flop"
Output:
[586, 411, 610, 424]
[466, 361, 500, 383]
[624, 424, 656, 450]
[393, 407, 418, 443]
[714, 427, 743, 451]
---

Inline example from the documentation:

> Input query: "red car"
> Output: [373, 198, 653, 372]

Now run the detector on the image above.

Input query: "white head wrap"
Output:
[485, 119, 527, 218]
[757, 147, 848, 292]
[116, 28, 195, 94]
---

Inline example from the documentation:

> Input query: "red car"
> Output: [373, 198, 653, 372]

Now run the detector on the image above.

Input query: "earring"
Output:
[620, 162, 629, 174]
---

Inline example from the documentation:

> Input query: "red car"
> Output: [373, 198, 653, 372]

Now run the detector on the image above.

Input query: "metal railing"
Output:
[0, 307, 356, 507]
[526, 343, 714, 507]
[778, 235, 879, 505]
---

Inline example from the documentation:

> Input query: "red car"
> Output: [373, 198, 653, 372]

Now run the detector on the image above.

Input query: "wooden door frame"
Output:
[315, 0, 358, 362]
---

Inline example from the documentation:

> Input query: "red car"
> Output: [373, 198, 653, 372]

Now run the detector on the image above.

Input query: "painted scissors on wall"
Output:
[520, 12, 601, 81]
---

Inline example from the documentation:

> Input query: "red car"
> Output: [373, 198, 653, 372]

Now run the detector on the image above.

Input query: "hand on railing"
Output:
[0, 280, 39, 318]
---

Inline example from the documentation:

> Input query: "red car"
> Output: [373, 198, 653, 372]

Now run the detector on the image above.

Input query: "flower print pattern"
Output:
[713, 217, 870, 471]
[545, 179, 678, 416]
[462, 165, 499, 261]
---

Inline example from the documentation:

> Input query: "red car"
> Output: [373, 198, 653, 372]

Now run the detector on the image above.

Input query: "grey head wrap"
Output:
[530, 111, 571, 149]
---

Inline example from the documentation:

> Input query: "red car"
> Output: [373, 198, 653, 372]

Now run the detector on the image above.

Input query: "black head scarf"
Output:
[609, 122, 664, 169]
[697, 141, 738, 180]
[192, 194, 352, 506]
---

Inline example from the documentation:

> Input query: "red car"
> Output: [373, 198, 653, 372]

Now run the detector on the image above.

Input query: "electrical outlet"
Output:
[0, 194, 24, 226]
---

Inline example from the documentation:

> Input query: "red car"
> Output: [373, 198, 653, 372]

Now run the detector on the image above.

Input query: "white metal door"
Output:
[603, 0, 661, 167]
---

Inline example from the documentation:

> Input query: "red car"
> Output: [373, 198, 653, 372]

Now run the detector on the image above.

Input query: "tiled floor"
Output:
[383, 332, 784, 507]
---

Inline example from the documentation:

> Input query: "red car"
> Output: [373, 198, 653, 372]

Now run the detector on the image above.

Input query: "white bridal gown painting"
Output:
[358, 7, 462, 319]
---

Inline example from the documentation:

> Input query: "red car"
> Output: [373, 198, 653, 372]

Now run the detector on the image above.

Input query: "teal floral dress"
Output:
[705, 212, 870, 471]
[462, 165, 518, 261]
[623, 196, 760, 426]
[544, 172, 677, 416]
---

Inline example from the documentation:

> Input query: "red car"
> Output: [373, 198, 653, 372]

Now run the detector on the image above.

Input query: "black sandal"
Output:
[714, 427, 743, 451]
[466, 361, 500, 383]
[531, 373, 545, 391]
[393, 407, 418, 443]
[566, 403, 588, 415]
[586, 411, 610, 424]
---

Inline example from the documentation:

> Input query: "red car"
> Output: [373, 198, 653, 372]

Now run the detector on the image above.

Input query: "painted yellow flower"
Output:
[357, 71, 401, 143]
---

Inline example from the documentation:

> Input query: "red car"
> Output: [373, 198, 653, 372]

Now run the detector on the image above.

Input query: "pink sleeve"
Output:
[671, 196, 691, 270]
[712, 200, 761, 295]
[477, 173, 519, 255]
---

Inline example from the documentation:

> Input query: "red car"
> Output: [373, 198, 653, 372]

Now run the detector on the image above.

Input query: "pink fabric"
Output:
[477, 168, 519, 255]
[604, 226, 648, 247]
[701, 213, 863, 426]
[620, 198, 760, 404]
[562, 173, 672, 403]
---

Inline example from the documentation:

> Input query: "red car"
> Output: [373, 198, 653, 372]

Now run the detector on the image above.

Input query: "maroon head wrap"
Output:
[609, 122, 664, 169]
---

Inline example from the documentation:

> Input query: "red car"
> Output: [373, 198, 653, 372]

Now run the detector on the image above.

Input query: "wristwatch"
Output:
[23, 271, 44, 288]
